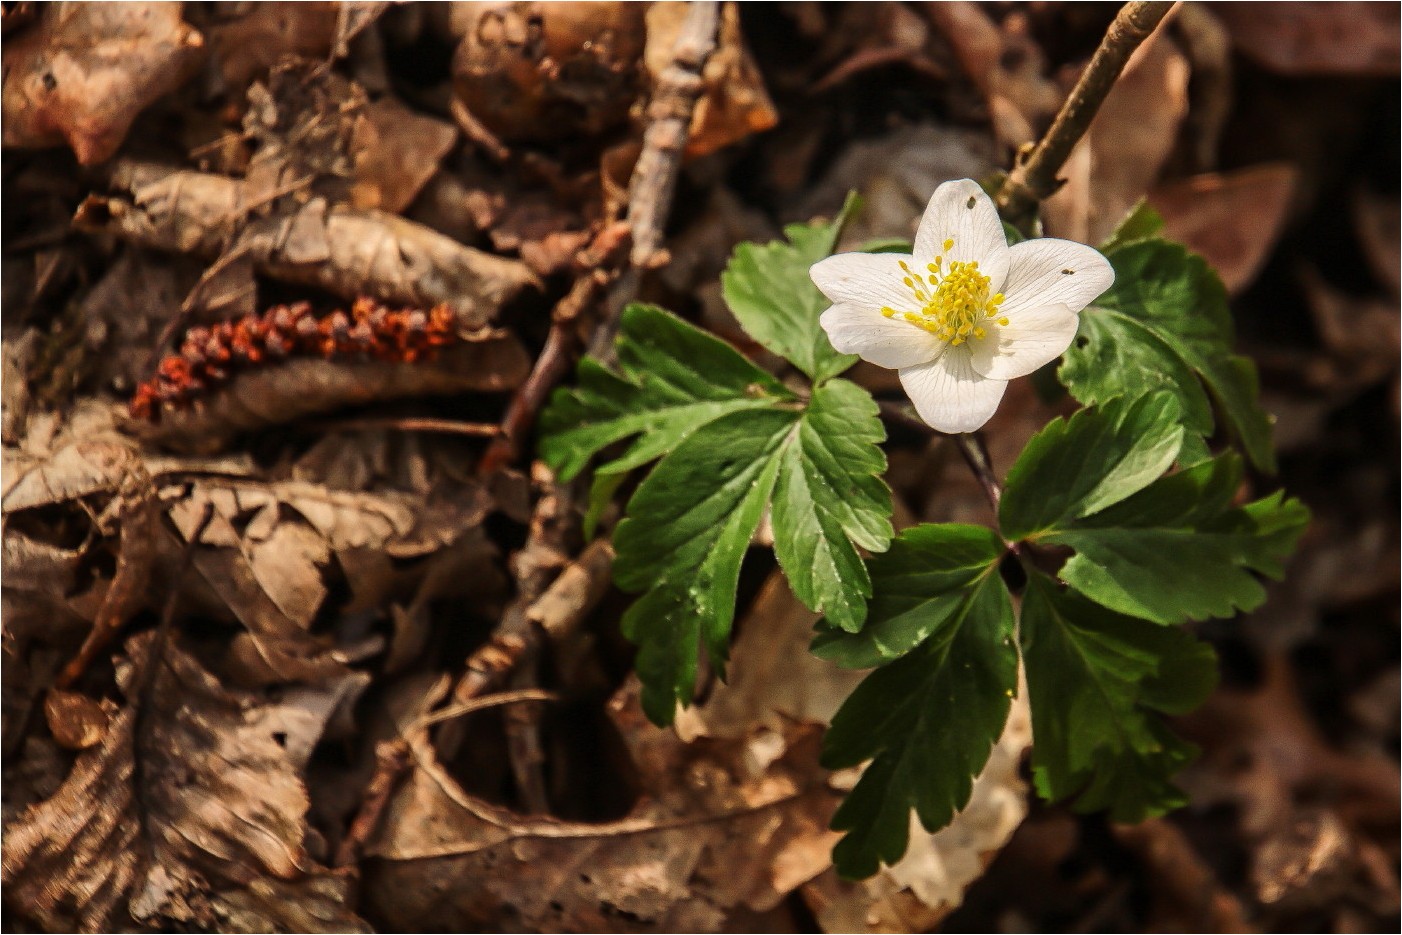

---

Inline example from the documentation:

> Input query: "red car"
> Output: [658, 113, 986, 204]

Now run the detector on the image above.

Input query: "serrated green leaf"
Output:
[539, 304, 793, 481]
[722, 193, 860, 383]
[812, 523, 1004, 667]
[615, 409, 796, 723]
[1060, 239, 1276, 472]
[1099, 200, 1164, 254]
[1020, 572, 1217, 821]
[772, 379, 893, 633]
[999, 393, 1185, 541]
[1044, 455, 1310, 624]
[822, 570, 1017, 878]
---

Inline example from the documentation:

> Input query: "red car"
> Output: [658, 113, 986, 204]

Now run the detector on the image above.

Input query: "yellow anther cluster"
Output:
[880, 240, 1008, 345]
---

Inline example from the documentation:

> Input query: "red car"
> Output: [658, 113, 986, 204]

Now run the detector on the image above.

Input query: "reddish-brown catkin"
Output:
[128, 299, 459, 421]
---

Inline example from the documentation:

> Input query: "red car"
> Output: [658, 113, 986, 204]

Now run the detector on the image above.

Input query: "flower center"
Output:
[880, 239, 1008, 345]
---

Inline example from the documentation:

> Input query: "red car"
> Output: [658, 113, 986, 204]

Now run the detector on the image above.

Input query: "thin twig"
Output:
[308, 416, 499, 437]
[334, 737, 411, 869]
[995, 1, 1176, 232]
[589, 0, 721, 362]
[478, 274, 601, 476]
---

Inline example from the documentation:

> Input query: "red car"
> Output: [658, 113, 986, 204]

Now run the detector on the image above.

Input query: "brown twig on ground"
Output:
[52, 465, 159, 691]
[477, 273, 602, 476]
[589, 0, 721, 361]
[334, 737, 411, 869]
[995, 1, 1177, 232]
[307, 416, 500, 437]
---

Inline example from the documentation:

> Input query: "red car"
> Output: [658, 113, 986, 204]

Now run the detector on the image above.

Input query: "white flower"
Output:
[811, 178, 1114, 433]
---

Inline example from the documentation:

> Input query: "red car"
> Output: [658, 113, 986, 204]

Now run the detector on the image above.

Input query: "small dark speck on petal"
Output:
[1061, 269, 1074, 275]
[966, 196, 977, 209]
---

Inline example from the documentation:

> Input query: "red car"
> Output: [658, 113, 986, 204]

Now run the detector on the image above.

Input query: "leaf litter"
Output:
[2, 2, 1397, 932]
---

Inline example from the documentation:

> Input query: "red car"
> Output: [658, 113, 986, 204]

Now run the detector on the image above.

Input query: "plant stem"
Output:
[954, 432, 1002, 512]
[995, 1, 1176, 232]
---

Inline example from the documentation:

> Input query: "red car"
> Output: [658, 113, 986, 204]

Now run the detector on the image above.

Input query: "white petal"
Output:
[810, 252, 918, 309]
[969, 303, 1079, 380]
[899, 348, 1009, 434]
[999, 238, 1114, 318]
[820, 304, 946, 369]
[913, 179, 1010, 292]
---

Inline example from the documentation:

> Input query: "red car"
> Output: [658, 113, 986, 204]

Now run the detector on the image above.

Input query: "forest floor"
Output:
[2, 3, 1398, 932]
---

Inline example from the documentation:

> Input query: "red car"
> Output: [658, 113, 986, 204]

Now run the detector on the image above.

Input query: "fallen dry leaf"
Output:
[1, 631, 370, 933]
[1212, 2, 1401, 76]
[451, 0, 647, 143]
[364, 670, 842, 932]
[1, 2, 206, 165]
[1150, 163, 1300, 294]
[197, 1, 341, 92]
[352, 97, 458, 214]
[1043, 26, 1190, 245]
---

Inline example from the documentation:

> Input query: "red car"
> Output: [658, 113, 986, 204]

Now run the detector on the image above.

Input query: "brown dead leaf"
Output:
[1150, 163, 1300, 294]
[1299, 266, 1401, 394]
[1043, 27, 1190, 246]
[199, 1, 341, 92]
[450, 1, 647, 143]
[1, 2, 206, 165]
[43, 690, 112, 750]
[1, 631, 370, 933]
[364, 671, 842, 931]
[1212, 2, 1401, 76]
[1353, 186, 1400, 298]
[352, 97, 458, 214]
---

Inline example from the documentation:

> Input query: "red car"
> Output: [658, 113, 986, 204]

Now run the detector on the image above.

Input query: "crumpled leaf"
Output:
[364, 673, 841, 932]
[1213, 2, 1401, 76]
[1, 631, 370, 933]
[1149, 163, 1300, 294]
[1, 2, 206, 165]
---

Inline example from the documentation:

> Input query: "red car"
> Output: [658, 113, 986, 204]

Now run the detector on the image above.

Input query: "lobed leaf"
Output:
[772, 379, 893, 633]
[721, 193, 860, 384]
[821, 567, 1017, 878]
[1019, 573, 1217, 821]
[1059, 238, 1276, 471]
[999, 393, 1185, 541]
[538, 303, 793, 481]
[812, 523, 1004, 668]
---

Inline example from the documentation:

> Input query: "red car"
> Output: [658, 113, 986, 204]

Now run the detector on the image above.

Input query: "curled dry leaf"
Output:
[450, 0, 647, 143]
[197, 1, 341, 92]
[126, 334, 530, 453]
[1149, 163, 1300, 294]
[352, 97, 459, 214]
[644, 1, 779, 160]
[78, 158, 539, 330]
[364, 670, 842, 932]
[1, 2, 206, 165]
[1, 632, 370, 933]
[1212, 2, 1401, 76]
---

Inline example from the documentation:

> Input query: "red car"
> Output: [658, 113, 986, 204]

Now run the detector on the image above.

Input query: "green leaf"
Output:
[1020, 572, 1217, 821]
[772, 379, 893, 633]
[822, 570, 1017, 878]
[812, 523, 1004, 668]
[1044, 455, 1310, 624]
[539, 304, 793, 481]
[614, 409, 796, 723]
[722, 193, 860, 383]
[1059, 239, 1276, 472]
[1099, 200, 1164, 254]
[999, 393, 1185, 541]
